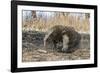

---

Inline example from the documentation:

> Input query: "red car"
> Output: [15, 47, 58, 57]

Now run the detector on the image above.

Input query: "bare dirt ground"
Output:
[22, 31, 90, 62]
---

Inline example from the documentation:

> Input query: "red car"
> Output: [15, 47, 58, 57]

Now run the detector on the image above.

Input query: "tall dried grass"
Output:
[22, 12, 90, 33]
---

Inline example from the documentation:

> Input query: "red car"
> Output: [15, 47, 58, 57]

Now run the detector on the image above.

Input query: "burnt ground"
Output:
[22, 31, 90, 62]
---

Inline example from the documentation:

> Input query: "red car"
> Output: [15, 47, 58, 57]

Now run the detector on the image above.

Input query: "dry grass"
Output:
[22, 12, 90, 33]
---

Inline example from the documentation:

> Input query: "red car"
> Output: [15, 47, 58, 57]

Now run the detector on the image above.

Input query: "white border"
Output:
[18, 5, 94, 68]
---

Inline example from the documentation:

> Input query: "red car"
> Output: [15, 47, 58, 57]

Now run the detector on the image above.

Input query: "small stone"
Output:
[37, 49, 47, 53]
[33, 55, 40, 58]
